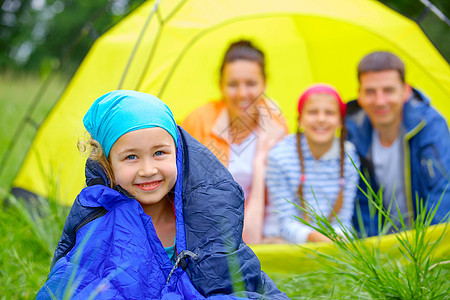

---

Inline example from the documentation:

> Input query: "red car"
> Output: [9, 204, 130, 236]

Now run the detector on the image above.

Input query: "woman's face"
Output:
[299, 93, 342, 149]
[220, 60, 266, 120]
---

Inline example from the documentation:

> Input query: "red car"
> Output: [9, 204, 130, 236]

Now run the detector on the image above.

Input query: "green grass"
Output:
[271, 271, 371, 299]
[0, 70, 67, 192]
[0, 71, 68, 299]
[288, 156, 450, 299]
[0, 200, 54, 298]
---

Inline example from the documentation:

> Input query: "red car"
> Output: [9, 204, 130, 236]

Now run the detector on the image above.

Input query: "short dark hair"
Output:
[357, 51, 405, 82]
[220, 40, 266, 79]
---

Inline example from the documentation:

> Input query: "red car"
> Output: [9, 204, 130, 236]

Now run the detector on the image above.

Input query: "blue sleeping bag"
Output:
[37, 127, 288, 299]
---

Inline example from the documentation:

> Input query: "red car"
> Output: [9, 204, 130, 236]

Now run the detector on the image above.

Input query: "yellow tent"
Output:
[13, 0, 450, 205]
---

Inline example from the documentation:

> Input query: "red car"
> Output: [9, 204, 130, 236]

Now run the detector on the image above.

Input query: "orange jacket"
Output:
[181, 99, 288, 167]
[181, 99, 288, 243]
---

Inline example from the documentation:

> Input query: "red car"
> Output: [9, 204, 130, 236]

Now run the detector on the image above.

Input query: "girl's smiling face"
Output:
[109, 127, 177, 212]
[299, 93, 342, 150]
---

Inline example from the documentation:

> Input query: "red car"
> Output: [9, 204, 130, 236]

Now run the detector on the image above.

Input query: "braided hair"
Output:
[296, 84, 347, 222]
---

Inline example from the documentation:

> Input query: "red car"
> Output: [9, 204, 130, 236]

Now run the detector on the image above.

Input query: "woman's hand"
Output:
[257, 121, 287, 154]
[307, 231, 332, 243]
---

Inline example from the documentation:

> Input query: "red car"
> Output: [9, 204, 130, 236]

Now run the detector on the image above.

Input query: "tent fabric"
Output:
[38, 127, 287, 299]
[13, 0, 450, 205]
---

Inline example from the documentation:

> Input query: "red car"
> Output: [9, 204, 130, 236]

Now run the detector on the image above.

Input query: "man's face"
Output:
[358, 70, 410, 131]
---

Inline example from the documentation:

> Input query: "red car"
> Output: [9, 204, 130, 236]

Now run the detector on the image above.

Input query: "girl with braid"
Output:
[264, 84, 360, 243]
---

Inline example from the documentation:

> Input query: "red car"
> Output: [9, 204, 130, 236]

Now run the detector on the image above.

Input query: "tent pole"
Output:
[118, 0, 162, 89]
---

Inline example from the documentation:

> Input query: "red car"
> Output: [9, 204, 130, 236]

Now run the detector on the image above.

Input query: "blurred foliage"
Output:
[1, 0, 146, 77]
[0, 0, 448, 78]
[379, 0, 449, 61]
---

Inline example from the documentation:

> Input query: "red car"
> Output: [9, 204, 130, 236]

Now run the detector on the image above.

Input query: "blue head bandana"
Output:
[83, 90, 178, 157]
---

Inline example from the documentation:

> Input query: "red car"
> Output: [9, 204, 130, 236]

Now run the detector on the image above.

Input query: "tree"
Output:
[0, 0, 145, 75]
[379, 0, 449, 61]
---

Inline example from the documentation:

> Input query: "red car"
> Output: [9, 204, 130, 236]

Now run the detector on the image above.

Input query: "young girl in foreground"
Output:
[265, 84, 360, 243]
[37, 90, 287, 299]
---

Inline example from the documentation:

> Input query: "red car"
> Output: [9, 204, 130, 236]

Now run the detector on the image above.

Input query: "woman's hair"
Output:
[78, 137, 115, 188]
[296, 86, 346, 222]
[220, 40, 266, 79]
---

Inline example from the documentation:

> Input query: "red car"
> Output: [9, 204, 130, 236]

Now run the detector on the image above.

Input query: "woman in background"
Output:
[182, 40, 287, 244]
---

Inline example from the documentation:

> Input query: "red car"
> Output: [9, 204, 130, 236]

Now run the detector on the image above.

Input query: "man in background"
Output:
[346, 51, 449, 236]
